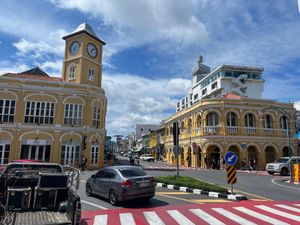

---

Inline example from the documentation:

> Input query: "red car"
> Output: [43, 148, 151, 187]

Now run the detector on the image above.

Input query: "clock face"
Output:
[69, 41, 79, 55]
[87, 43, 98, 58]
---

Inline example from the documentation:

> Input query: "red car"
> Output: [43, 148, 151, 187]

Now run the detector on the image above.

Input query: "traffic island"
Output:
[155, 175, 247, 201]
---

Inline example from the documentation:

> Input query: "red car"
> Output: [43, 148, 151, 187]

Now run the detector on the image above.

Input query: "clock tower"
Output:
[62, 23, 105, 87]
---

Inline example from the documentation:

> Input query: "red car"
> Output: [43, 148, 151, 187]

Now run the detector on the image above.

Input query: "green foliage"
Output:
[155, 175, 228, 194]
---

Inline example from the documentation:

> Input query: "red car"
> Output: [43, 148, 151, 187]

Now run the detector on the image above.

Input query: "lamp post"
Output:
[260, 107, 292, 182]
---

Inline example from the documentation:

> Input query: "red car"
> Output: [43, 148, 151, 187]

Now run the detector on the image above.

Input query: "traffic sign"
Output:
[226, 165, 237, 184]
[224, 151, 238, 166]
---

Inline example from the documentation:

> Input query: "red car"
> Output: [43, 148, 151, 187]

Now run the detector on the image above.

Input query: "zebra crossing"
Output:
[81, 201, 300, 225]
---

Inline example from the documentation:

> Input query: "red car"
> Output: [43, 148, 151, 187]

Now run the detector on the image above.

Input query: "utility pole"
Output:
[173, 121, 180, 178]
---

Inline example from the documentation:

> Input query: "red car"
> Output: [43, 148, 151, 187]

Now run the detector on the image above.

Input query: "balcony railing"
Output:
[164, 125, 291, 142]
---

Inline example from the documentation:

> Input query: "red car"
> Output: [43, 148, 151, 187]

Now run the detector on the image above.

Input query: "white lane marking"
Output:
[144, 211, 165, 225]
[80, 180, 87, 183]
[294, 204, 300, 207]
[81, 200, 108, 210]
[212, 208, 256, 225]
[275, 204, 300, 213]
[255, 205, 300, 221]
[93, 215, 107, 225]
[271, 178, 300, 191]
[120, 213, 136, 225]
[167, 210, 194, 225]
[234, 206, 289, 225]
[189, 208, 225, 225]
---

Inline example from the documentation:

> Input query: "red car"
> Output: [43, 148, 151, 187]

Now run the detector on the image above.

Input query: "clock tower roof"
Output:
[62, 22, 106, 45]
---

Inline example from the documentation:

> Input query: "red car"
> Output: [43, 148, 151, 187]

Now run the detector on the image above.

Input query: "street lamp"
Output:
[260, 107, 292, 182]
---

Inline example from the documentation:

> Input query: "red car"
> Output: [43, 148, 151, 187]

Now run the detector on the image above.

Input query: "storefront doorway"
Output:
[0, 144, 10, 164]
[20, 145, 51, 161]
[61, 145, 80, 166]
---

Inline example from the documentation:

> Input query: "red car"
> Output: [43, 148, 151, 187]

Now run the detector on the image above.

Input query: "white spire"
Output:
[72, 22, 98, 39]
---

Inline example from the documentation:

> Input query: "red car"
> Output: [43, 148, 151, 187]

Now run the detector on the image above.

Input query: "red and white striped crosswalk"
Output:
[81, 201, 300, 225]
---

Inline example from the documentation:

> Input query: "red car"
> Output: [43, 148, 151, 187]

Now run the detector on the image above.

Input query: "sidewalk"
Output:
[142, 160, 271, 176]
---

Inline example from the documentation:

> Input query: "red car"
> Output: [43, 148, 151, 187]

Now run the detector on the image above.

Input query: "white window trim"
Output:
[0, 99, 16, 123]
[24, 101, 55, 125]
[92, 106, 101, 128]
[91, 145, 99, 165]
[88, 68, 95, 81]
[64, 103, 83, 126]
[69, 64, 76, 80]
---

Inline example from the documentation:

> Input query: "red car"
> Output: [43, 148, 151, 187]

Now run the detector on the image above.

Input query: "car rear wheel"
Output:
[86, 184, 93, 196]
[267, 171, 275, 175]
[280, 167, 288, 176]
[109, 190, 118, 206]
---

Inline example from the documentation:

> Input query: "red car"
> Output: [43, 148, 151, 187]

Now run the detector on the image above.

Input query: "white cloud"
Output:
[50, 0, 209, 53]
[40, 60, 62, 75]
[13, 39, 63, 58]
[103, 73, 190, 135]
[0, 60, 29, 75]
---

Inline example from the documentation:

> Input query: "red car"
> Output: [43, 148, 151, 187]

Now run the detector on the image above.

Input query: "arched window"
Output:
[263, 114, 273, 129]
[180, 121, 185, 130]
[244, 113, 256, 127]
[227, 112, 237, 126]
[206, 112, 219, 126]
[196, 115, 201, 128]
[188, 118, 192, 131]
[280, 115, 288, 130]
[69, 64, 76, 80]
[88, 68, 94, 80]
[92, 106, 101, 128]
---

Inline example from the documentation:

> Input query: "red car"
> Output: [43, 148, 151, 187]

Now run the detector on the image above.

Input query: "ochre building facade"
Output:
[0, 23, 107, 169]
[164, 95, 298, 170]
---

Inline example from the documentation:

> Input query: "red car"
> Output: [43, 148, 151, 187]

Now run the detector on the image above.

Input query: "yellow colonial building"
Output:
[0, 23, 107, 169]
[164, 58, 298, 170]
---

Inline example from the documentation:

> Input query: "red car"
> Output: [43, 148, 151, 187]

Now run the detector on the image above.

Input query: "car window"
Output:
[95, 170, 105, 178]
[118, 168, 147, 177]
[104, 169, 115, 178]
[275, 158, 288, 163]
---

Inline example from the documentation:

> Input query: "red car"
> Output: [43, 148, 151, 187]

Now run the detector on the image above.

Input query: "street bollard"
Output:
[293, 164, 300, 183]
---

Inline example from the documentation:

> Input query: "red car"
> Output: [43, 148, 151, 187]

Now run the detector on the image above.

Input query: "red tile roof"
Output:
[222, 92, 243, 99]
[2, 73, 63, 82]
[1, 67, 63, 82]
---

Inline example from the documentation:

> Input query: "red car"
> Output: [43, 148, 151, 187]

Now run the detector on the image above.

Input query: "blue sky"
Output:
[0, 0, 300, 136]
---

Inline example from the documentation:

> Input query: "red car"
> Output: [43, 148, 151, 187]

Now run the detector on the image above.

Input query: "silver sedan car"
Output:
[86, 166, 155, 205]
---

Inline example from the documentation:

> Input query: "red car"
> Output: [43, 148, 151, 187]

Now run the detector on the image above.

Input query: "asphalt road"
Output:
[78, 156, 300, 211]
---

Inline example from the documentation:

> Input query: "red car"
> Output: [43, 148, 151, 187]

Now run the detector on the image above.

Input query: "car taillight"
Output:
[121, 180, 133, 188]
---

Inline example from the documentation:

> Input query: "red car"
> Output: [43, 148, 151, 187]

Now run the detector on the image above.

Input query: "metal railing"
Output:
[165, 125, 291, 140]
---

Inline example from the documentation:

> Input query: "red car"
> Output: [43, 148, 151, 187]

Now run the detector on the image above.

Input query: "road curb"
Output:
[156, 182, 248, 201]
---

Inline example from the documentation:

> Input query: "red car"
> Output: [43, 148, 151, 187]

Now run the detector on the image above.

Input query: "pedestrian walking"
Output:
[221, 156, 226, 170]
[81, 155, 87, 171]
[249, 158, 254, 172]
[204, 156, 208, 169]
[130, 154, 135, 165]
[253, 158, 257, 172]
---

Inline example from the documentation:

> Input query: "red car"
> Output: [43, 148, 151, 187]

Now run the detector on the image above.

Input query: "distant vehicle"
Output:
[265, 156, 300, 176]
[0, 161, 81, 225]
[86, 166, 155, 205]
[140, 154, 155, 162]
